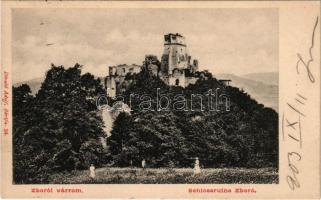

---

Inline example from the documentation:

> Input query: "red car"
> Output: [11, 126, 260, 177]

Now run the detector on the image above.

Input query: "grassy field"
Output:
[49, 167, 278, 184]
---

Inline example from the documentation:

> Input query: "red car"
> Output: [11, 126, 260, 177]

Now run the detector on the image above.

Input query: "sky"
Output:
[12, 8, 278, 83]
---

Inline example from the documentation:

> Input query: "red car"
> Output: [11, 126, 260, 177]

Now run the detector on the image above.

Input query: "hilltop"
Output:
[12, 64, 278, 184]
[107, 70, 278, 168]
[216, 73, 278, 112]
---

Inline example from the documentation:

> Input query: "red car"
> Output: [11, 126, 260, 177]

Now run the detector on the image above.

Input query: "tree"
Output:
[107, 112, 133, 166]
[13, 64, 107, 183]
[108, 70, 279, 168]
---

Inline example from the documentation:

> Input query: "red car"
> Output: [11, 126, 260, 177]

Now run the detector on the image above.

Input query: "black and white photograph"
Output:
[11, 8, 280, 185]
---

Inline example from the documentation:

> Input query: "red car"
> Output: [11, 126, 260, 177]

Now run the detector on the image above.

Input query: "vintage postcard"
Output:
[1, 0, 320, 199]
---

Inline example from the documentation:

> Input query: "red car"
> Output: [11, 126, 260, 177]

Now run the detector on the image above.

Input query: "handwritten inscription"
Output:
[287, 151, 301, 190]
[283, 16, 318, 191]
[296, 16, 319, 83]
[282, 94, 305, 190]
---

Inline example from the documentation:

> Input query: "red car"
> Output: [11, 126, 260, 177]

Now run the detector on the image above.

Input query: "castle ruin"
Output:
[104, 33, 201, 97]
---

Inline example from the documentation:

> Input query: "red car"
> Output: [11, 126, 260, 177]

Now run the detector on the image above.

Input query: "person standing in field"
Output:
[193, 157, 201, 175]
[142, 159, 146, 170]
[89, 164, 95, 179]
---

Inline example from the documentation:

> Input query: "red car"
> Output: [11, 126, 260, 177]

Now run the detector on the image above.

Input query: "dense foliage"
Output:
[108, 71, 278, 168]
[13, 64, 107, 183]
[13, 63, 278, 184]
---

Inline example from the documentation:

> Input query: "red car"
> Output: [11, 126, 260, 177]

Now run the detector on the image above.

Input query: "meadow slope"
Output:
[49, 167, 278, 184]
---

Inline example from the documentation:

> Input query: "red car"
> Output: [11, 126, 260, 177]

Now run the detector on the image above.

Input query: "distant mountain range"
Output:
[242, 72, 278, 86]
[216, 72, 278, 112]
[13, 72, 278, 112]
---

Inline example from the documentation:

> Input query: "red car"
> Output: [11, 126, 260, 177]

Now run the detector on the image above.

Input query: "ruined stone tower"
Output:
[159, 33, 199, 87]
[105, 33, 201, 97]
[160, 33, 189, 74]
